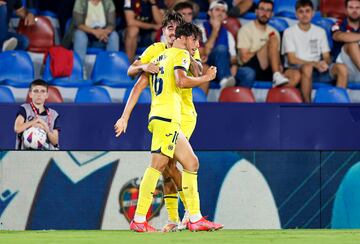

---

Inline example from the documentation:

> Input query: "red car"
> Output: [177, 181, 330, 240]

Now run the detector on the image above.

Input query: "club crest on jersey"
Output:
[118, 177, 164, 223]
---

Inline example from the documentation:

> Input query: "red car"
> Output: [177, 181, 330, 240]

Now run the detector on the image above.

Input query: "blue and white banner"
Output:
[1, 151, 359, 230]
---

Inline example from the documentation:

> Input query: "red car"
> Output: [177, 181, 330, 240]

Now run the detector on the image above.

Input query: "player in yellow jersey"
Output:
[115, 22, 223, 232]
[115, 11, 202, 232]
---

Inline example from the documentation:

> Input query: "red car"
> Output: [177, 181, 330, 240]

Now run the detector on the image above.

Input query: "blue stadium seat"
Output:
[0, 86, 15, 103]
[253, 81, 272, 89]
[347, 82, 360, 90]
[0, 51, 34, 88]
[312, 17, 335, 49]
[192, 87, 207, 102]
[74, 86, 112, 103]
[123, 87, 151, 104]
[43, 52, 93, 87]
[274, 0, 297, 19]
[91, 51, 134, 88]
[314, 87, 351, 103]
[268, 17, 289, 33]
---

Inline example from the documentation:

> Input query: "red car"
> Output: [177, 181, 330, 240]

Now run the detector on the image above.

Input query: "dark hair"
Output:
[175, 22, 202, 40]
[30, 79, 48, 90]
[256, 0, 274, 10]
[346, 0, 360, 6]
[295, 0, 314, 10]
[162, 10, 185, 28]
[173, 1, 194, 12]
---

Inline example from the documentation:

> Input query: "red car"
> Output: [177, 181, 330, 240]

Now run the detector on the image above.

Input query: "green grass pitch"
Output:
[1, 230, 360, 244]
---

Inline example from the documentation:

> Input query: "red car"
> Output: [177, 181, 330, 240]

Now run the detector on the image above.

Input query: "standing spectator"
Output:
[237, 0, 293, 88]
[124, 0, 165, 62]
[198, 0, 237, 90]
[333, 0, 360, 83]
[14, 79, 60, 150]
[72, 0, 119, 66]
[0, 0, 35, 52]
[282, 0, 348, 103]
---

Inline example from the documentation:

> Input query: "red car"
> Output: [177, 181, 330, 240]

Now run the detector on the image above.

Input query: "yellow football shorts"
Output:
[148, 118, 180, 158]
[181, 119, 196, 140]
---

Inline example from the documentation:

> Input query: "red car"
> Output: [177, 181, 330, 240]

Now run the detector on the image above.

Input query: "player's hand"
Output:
[24, 13, 36, 26]
[114, 117, 128, 137]
[143, 63, 159, 74]
[204, 66, 217, 81]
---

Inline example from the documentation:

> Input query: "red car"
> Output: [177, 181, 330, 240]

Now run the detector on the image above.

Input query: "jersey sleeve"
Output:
[193, 49, 201, 62]
[174, 51, 190, 72]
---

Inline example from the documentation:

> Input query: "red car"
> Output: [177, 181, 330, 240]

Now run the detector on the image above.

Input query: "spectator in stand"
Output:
[237, 0, 294, 88]
[72, 0, 119, 66]
[198, 0, 237, 91]
[124, 0, 165, 62]
[210, 0, 255, 17]
[282, 0, 348, 103]
[332, 0, 360, 83]
[0, 0, 35, 52]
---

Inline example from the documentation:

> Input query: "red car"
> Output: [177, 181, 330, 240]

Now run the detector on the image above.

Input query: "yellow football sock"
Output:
[164, 193, 179, 223]
[135, 167, 161, 217]
[182, 170, 200, 215]
[178, 189, 188, 210]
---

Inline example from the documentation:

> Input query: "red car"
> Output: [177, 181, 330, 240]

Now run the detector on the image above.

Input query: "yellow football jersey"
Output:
[148, 47, 191, 125]
[139, 42, 200, 123]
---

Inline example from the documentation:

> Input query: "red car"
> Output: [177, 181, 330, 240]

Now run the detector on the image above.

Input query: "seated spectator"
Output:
[198, 0, 237, 91]
[221, 0, 256, 17]
[72, 0, 119, 66]
[333, 0, 360, 83]
[124, 0, 164, 62]
[0, 0, 35, 52]
[282, 0, 348, 103]
[237, 0, 294, 88]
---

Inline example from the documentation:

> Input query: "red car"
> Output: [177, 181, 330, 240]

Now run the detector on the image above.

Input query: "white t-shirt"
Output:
[85, 1, 106, 28]
[282, 24, 330, 67]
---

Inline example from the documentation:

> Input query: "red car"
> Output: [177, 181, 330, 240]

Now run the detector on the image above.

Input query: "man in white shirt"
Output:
[236, 0, 295, 88]
[282, 0, 348, 103]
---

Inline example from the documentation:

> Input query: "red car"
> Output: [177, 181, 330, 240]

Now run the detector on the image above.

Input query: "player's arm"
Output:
[189, 56, 203, 77]
[14, 115, 40, 134]
[175, 66, 217, 88]
[114, 74, 149, 137]
[127, 59, 159, 77]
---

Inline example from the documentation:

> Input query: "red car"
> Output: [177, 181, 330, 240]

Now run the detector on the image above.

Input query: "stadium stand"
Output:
[192, 87, 208, 102]
[25, 86, 64, 103]
[314, 87, 351, 103]
[0, 86, 16, 103]
[17, 16, 55, 53]
[319, 0, 346, 18]
[43, 51, 93, 87]
[74, 86, 112, 103]
[123, 87, 151, 104]
[273, 0, 297, 19]
[0, 51, 34, 88]
[91, 52, 133, 88]
[219, 87, 256, 102]
[266, 87, 303, 103]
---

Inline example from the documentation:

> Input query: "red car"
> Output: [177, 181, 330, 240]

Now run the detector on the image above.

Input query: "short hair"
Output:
[295, 0, 314, 10]
[175, 22, 202, 40]
[173, 1, 194, 12]
[346, 0, 360, 6]
[256, 0, 274, 9]
[30, 79, 48, 91]
[162, 10, 185, 28]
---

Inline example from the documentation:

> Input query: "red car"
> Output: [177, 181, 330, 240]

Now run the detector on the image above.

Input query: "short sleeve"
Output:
[139, 44, 159, 64]
[237, 27, 251, 49]
[174, 51, 190, 72]
[16, 106, 26, 120]
[281, 28, 296, 55]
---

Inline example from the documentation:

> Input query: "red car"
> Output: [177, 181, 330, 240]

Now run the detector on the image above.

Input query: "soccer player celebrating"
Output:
[115, 22, 223, 232]
[115, 11, 204, 232]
